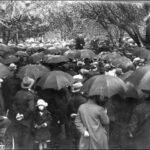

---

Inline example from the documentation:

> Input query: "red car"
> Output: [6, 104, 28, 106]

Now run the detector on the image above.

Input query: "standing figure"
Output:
[128, 89, 150, 149]
[75, 96, 109, 150]
[75, 34, 85, 50]
[32, 99, 52, 150]
[9, 76, 36, 149]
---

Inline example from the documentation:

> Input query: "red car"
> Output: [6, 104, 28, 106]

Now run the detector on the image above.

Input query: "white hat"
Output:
[72, 82, 83, 93]
[77, 61, 85, 66]
[0, 78, 3, 83]
[80, 68, 89, 74]
[9, 63, 17, 70]
[21, 76, 35, 89]
[36, 99, 48, 107]
[73, 74, 83, 82]
[133, 57, 141, 63]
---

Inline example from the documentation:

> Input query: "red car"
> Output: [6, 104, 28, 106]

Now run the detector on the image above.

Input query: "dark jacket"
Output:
[75, 37, 85, 50]
[10, 89, 36, 127]
[128, 102, 150, 149]
[32, 108, 52, 142]
[67, 93, 87, 119]
[32, 108, 52, 126]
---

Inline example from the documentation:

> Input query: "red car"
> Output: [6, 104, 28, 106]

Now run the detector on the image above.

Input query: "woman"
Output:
[75, 95, 110, 150]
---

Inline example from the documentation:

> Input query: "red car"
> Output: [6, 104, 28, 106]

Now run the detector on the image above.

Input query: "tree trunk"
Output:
[118, 29, 124, 47]
[121, 24, 144, 47]
[2, 28, 10, 45]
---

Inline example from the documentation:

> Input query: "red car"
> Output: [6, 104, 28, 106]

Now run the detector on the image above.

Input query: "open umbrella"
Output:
[111, 56, 134, 72]
[0, 63, 10, 78]
[131, 47, 150, 59]
[64, 50, 77, 59]
[43, 55, 69, 64]
[81, 75, 126, 98]
[15, 51, 29, 57]
[17, 64, 50, 80]
[29, 52, 44, 64]
[77, 49, 96, 59]
[36, 71, 74, 90]
[119, 70, 134, 81]
[0, 44, 12, 53]
[4, 55, 19, 65]
[125, 65, 150, 98]
[44, 47, 62, 55]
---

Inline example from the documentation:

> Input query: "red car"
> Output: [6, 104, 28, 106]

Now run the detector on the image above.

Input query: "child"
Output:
[32, 99, 52, 150]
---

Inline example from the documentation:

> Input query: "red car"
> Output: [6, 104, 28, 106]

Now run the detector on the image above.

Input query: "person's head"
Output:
[84, 58, 91, 65]
[71, 82, 83, 93]
[36, 99, 48, 111]
[89, 95, 108, 107]
[78, 34, 83, 38]
[21, 76, 35, 90]
[9, 63, 17, 71]
[115, 68, 124, 76]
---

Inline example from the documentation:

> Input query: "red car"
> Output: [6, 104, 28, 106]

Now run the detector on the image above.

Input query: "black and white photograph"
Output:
[0, 0, 150, 149]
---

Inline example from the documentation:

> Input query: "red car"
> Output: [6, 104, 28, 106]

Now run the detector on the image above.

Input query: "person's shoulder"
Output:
[78, 102, 87, 110]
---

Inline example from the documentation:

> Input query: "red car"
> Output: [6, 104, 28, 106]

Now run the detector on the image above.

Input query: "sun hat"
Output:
[21, 76, 35, 89]
[36, 99, 48, 107]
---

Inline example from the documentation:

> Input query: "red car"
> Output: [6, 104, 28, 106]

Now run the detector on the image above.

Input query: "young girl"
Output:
[32, 99, 52, 150]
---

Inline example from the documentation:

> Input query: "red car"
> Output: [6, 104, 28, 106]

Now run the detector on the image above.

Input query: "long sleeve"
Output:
[128, 108, 139, 135]
[100, 108, 110, 126]
[75, 110, 86, 135]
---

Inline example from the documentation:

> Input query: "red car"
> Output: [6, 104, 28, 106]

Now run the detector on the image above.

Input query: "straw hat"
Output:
[36, 99, 48, 107]
[21, 76, 35, 89]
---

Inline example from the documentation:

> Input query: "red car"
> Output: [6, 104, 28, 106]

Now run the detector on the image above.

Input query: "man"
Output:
[75, 34, 85, 50]
[10, 76, 37, 149]
[67, 80, 86, 149]
[128, 89, 150, 149]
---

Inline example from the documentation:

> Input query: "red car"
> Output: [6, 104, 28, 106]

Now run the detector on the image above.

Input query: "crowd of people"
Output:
[0, 34, 149, 150]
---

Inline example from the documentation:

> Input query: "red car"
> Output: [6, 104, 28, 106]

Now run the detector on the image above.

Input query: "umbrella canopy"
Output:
[111, 56, 134, 72]
[119, 70, 134, 81]
[81, 75, 126, 98]
[0, 56, 5, 64]
[44, 47, 62, 55]
[98, 52, 121, 61]
[0, 63, 10, 78]
[4, 55, 19, 65]
[29, 52, 44, 64]
[0, 44, 12, 53]
[17, 64, 50, 80]
[15, 51, 29, 57]
[77, 49, 96, 59]
[64, 50, 77, 59]
[125, 65, 150, 97]
[36, 71, 74, 90]
[43, 55, 69, 64]
[130, 47, 150, 59]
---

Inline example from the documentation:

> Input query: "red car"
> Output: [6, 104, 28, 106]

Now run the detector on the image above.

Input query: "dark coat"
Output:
[2, 76, 21, 110]
[67, 92, 87, 139]
[10, 89, 36, 127]
[32, 108, 52, 142]
[67, 93, 87, 118]
[75, 37, 85, 50]
[128, 102, 150, 149]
